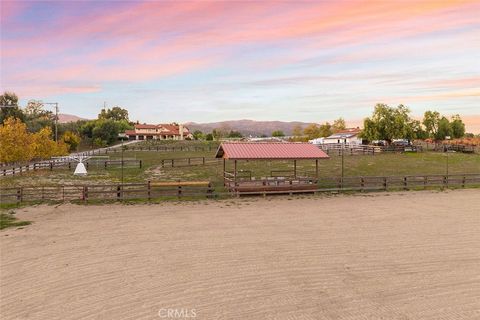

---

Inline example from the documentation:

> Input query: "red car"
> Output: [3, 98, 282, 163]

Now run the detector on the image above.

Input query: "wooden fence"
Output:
[225, 173, 480, 195]
[123, 145, 217, 153]
[0, 181, 214, 204]
[159, 157, 221, 168]
[2, 174, 478, 204]
[1, 160, 142, 177]
[317, 144, 422, 155]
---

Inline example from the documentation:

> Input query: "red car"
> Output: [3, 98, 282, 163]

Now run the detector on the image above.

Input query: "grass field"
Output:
[1, 190, 479, 319]
[1, 147, 479, 189]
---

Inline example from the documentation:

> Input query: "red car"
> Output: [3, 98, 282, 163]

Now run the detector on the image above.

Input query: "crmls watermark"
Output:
[158, 308, 197, 318]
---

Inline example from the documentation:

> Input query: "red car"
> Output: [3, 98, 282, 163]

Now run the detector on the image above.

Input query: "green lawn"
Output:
[1, 150, 478, 190]
[0, 212, 31, 230]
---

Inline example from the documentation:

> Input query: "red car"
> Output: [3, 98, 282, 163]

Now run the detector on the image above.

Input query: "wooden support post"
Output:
[293, 160, 297, 178]
[315, 159, 319, 180]
[234, 160, 238, 186]
[223, 159, 226, 186]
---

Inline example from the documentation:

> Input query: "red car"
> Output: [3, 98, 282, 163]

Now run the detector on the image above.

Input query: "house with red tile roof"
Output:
[124, 123, 193, 140]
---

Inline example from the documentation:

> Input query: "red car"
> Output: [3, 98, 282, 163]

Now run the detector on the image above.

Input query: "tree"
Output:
[361, 104, 416, 143]
[318, 122, 333, 137]
[422, 111, 441, 138]
[81, 119, 132, 146]
[0, 92, 25, 123]
[0, 117, 32, 163]
[450, 114, 465, 138]
[271, 130, 285, 137]
[303, 124, 321, 140]
[212, 128, 228, 141]
[205, 133, 214, 141]
[24, 100, 54, 133]
[193, 130, 204, 140]
[436, 117, 452, 140]
[98, 106, 129, 121]
[292, 125, 303, 137]
[332, 118, 346, 132]
[62, 131, 81, 152]
[32, 127, 68, 159]
[227, 130, 243, 138]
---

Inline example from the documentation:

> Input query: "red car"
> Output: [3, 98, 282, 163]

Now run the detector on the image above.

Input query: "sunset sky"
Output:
[1, 0, 479, 130]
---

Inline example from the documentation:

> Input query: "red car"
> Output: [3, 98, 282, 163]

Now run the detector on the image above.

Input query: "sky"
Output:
[1, 0, 479, 130]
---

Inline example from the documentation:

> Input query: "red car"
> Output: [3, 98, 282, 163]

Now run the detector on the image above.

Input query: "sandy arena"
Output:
[1, 190, 480, 320]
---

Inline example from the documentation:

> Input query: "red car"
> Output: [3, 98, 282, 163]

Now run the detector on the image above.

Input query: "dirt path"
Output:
[1, 190, 480, 320]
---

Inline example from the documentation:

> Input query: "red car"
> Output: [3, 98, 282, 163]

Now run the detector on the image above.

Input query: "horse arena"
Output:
[1, 189, 479, 319]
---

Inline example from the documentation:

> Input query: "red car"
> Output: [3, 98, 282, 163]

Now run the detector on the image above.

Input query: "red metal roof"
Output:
[215, 142, 329, 160]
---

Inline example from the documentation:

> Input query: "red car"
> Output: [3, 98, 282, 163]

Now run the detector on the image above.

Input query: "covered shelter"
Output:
[215, 142, 329, 194]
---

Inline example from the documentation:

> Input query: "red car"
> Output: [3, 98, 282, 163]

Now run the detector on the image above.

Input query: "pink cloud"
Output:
[2, 0, 479, 98]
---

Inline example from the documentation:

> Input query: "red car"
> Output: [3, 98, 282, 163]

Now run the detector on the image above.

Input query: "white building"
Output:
[310, 128, 363, 145]
[124, 123, 193, 141]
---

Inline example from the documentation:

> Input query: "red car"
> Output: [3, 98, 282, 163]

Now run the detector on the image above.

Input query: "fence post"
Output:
[105, 161, 108, 169]
[383, 177, 387, 191]
[178, 185, 182, 198]
[139, 160, 142, 168]
[361, 177, 365, 191]
[50, 162, 53, 171]
[207, 182, 213, 198]
[147, 180, 151, 200]
[161, 159, 164, 168]
[17, 187, 22, 203]
[188, 157, 191, 165]
[444, 175, 448, 188]
[403, 177, 408, 190]
[83, 186, 88, 202]
[424, 176, 428, 189]
[203, 157, 205, 165]
[462, 175, 466, 188]
[117, 185, 121, 200]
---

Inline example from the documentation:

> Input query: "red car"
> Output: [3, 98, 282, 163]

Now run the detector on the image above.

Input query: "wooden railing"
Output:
[160, 157, 221, 168]
[225, 173, 480, 195]
[0, 181, 214, 204]
[1, 174, 479, 204]
[1, 160, 142, 177]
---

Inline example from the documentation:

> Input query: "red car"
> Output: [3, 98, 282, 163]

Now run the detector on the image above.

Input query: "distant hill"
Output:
[58, 114, 88, 123]
[185, 119, 315, 136]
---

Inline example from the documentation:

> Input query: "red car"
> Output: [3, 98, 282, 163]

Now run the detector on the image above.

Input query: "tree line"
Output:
[361, 104, 467, 143]
[0, 91, 133, 163]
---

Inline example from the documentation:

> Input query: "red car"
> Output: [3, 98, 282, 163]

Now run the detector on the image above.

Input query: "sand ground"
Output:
[1, 190, 480, 320]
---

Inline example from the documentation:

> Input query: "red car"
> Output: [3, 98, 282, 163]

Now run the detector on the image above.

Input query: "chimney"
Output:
[179, 124, 184, 140]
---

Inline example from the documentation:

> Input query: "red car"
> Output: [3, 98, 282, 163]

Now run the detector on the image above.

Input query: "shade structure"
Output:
[74, 162, 88, 176]
[215, 142, 329, 160]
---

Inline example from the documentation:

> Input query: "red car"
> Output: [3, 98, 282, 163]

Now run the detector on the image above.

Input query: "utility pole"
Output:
[121, 138, 124, 186]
